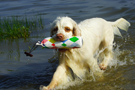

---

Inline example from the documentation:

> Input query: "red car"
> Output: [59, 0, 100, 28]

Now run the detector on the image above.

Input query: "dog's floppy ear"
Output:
[73, 23, 81, 36]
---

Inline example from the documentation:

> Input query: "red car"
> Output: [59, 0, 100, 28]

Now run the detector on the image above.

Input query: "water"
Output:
[0, 0, 135, 90]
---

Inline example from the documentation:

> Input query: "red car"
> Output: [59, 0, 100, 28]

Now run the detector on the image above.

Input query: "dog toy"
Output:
[24, 36, 83, 57]
[36, 36, 83, 49]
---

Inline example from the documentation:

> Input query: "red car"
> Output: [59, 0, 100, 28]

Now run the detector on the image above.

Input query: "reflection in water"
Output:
[0, 38, 40, 73]
[0, 39, 27, 61]
[7, 39, 20, 61]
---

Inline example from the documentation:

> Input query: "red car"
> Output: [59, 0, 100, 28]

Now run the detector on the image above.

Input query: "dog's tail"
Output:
[111, 18, 130, 37]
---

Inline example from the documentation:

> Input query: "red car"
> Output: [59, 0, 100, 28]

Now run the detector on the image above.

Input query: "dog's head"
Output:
[50, 17, 81, 41]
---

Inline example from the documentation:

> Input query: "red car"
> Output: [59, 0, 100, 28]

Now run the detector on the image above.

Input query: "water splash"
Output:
[108, 42, 135, 68]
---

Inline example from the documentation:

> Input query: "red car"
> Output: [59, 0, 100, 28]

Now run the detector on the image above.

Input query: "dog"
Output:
[40, 16, 130, 90]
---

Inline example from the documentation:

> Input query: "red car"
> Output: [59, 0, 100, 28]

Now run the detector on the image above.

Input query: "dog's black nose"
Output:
[56, 33, 64, 41]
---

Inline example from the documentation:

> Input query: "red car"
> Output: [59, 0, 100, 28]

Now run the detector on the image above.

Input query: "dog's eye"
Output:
[65, 27, 71, 32]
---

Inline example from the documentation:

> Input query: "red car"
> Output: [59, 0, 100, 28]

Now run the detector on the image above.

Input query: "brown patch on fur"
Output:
[73, 25, 81, 36]
[51, 26, 58, 37]
[73, 27, 77, 36]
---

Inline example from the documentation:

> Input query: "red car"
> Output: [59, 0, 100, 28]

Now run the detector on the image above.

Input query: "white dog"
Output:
[40, 17, 130, 90]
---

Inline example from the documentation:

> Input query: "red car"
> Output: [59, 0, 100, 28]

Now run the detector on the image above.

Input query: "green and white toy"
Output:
[36, 36, 83, 49]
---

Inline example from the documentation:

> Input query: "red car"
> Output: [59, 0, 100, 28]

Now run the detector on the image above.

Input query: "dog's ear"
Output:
[50, 29, 53, 37]
[50, 26, 58, 37]
[73, 24, 81, 36]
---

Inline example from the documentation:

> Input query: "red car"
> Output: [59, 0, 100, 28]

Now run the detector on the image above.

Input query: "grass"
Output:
[0, 16, 44, 39]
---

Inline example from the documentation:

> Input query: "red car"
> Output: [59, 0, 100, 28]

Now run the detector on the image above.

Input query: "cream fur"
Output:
[40, 17, 130, 90]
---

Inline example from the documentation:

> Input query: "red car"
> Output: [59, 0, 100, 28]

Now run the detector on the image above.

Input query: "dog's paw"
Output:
[99, 63, 107, 70]
[39, 85, 48, 90]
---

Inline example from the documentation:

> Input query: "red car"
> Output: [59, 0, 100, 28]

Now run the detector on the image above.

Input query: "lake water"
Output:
[0, 0, 135, 90]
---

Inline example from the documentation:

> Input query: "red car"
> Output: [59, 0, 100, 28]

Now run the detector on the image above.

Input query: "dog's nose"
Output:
[56, 33, 64, 41]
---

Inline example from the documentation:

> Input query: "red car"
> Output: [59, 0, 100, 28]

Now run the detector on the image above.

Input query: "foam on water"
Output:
[109, 42, 135, 67]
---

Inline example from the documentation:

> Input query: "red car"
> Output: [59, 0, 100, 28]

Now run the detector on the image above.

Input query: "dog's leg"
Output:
[99, 49, 113, 70]
[40, 64, 70, 90]
[87, 56, 103, 76]
[99, 40, 113, 70]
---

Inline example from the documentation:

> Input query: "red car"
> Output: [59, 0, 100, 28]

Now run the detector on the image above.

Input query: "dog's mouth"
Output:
[58, 49, 68, 52]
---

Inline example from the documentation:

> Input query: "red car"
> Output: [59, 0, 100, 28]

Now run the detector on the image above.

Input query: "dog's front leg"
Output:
[40, 64, 69, 90]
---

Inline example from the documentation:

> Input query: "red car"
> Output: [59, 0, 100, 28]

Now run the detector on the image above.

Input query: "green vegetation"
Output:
[0, 17, 44, 39]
